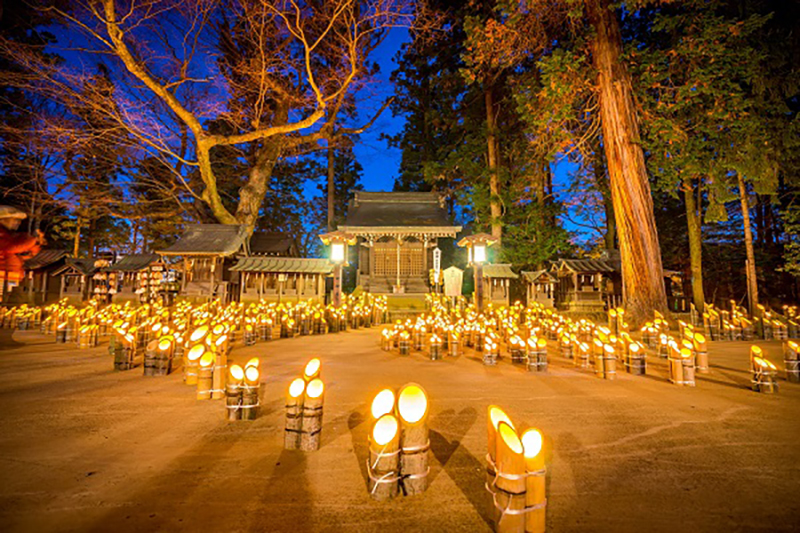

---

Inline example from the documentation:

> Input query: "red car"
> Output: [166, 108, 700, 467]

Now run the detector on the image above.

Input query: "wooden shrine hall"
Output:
[339, 191, 461, 294]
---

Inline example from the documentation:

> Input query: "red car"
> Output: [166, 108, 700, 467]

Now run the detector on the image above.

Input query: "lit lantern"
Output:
[319, 231, 357, 307]
[457, 233, 497, 313]
[397, 383, 430, 495]
[368, 414, 400, 500]
[284, 378, 306, 449]
[521, 428, 547, 533]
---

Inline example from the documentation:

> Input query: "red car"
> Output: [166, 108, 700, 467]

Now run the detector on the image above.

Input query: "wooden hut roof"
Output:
[230, 257, 333, 274]
[551, 258, 619, 274]
[51, 258, 98, 277]
[521, 270, 556, 284]
[24, 249, 69, 271]
[158, 224, 249, 256]
[481, 264, 518, 279]
[341, 191, 461, 235]
[101, 253, 160, 272]
[249, 232, 297, 256]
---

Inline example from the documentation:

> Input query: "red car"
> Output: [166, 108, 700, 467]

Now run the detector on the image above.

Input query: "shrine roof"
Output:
[341, 191, 461, 236]
[158, 224, 248, 256]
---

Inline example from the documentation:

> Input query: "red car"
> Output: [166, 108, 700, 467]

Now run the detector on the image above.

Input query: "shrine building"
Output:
[339, 191, 461, 294]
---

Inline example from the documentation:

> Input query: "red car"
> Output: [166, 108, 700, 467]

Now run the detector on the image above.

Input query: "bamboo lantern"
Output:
[784, 341, 800, 383]
[657, 334, 669, 358]
[212, 349, 227, 400]
[398, 331, 411, 355]
[371, 389, 396, 419]
[626, 342, 645, 375]
[397, 383, 430, 495]
[368, 414, 401, 501]
[155, 335, 174, 375]
[196, 352, 215, 400]
[576, 342, 590, 369]
[449, 330, 461, 357]
[487, 405, 514, 473]
[241, 365, 261, 421]
[559, 335, 572, 359]
[381, 328, 392, 351]
[484, 336, 498, 366]
[749, 345, 763, 373]
[56, 321, 67, 343]
[226, 364, 244, 421]
[429, 334, 442, 360]
[509, 336, 525, 364]
[284, 378, 306, 449]
[693, 333, 709, 374]
[144, 339, 159, 376]
[185, 344, 205, 385]
[521, 428, 546, 533]
[303, 358, 321, 381]
[680, 347, 696, 386]
[494, 421, 526, 533]
[300, 378, 324, 451]
[752, 356, 778, 393]
[602, 344, 616, 380]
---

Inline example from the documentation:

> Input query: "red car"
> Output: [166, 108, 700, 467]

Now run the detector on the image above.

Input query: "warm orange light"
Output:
[229, 364, 244, 381]
[498, 422, 523, 454]
[371, 389, 396, 419]
[188, 344, 205, 361]
[245, 357, 259, 368]
[289, 378, 305, 398]
[158, 336, 173, 351]
[521, 428, 544, 458]
[304, 358, 321, 379]
[372, 414, 399, 446]
[397, 384, 428, 424]
[199, 352, 214, 367]
[245, 365, 260, 383]
[490, 405, 514, 431]
[306, 378, 324, 399]
[190, 325, 209, 343]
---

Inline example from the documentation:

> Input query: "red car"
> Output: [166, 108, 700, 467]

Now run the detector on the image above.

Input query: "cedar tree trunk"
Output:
[737, 173, 759, 313]
[683, 177, 705, 313]
[485, 86, 502, 244]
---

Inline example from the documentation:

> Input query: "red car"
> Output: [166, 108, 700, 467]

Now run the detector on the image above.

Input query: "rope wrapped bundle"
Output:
[413, 328, 425, 351]
[225, 365, 244, 421]
[625, 343, 646, 375]
[509, 336, 525, 364]
[243, 324, 256, 346]
[184, 344, 204, 385]
[559, 336, 573, 360]
[752, 355, 778, 393]
[398, 331, 410, 356]
[300, 378, 324, 451]
[484, 337, 499, 366]
[784, 341, 800, 383]
[429, 334, 442, 360]
[196, 352, 215, 400]
[575, 342, 590, 369]
[448, 331, 462, 357]
[55, 321, 67, 343]
[380, 329, 393, 351]
[592, 339, 604, 377]
[602, 345, 616, 380]
[397, 383, 429, 496]
[154, 335, 175, 375]
[78, 325, 98, 349]
[284, 378, 305, 449]
[241, 365, 261, 421]
[211, 349, 227, 400]
[693, 333, 709, 374]
[493, 421, 526, 533]
[144, 339, 159, 377]
[368, 414, 400, 501]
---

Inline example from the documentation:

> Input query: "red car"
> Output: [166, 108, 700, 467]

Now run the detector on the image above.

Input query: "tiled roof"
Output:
[552, 259, 619, 273]
[158, 224, 248, 256]
[24, 249, 69, 270]
[249, 232, 296, 256]
[521, 270, 556, 284]
[101, 253, 160, 272]
[342, 191, 458, 229]
[481, 264, 518, 279]
[230, 257, 333, 274]
[52, 258, 97, 277]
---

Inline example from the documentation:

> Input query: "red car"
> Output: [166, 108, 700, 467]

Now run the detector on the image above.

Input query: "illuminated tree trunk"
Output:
[586, 0, 667, 324]
[592, 144, 616, 250]
[683, 177, 705, 313]
[737, 173, 759, 313]
[73, 217, 81, 257]
[485, 87, 502, 244]
[327, 140, 335, 231]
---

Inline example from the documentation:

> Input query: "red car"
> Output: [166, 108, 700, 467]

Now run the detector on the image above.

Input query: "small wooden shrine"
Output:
[550, 258, 620, 312]
[51, 258, 100, 303]
[9, 249, 70, 305]
[480, 263, 518, 306]
[521, 269, 557, 308]
[339, 191, 461, 294]
[157, 224, 250, 303]
[231, 257, 332, 303]
[101, 253, 164, 304]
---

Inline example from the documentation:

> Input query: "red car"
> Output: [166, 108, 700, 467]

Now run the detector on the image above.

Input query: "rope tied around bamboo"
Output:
[784, 341, 800, 383]
[241, 364, 261, 421]
[284, 378, 306, 449]
[300, 378, 324, 451]
[368, 414, 400, 501]
[397, 383, 430, 496]
[226, 364, 245, 421]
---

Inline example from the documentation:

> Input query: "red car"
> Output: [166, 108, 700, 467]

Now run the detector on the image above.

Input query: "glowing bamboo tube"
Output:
[784, 340, 800, 383]
[226, 365, 244, 421]
[603, 344, 616, 380]
[185, 344, 205, 385]
[196, 352, 215, 400]
[680, 347, 695, 386]
[749, 345, 763, 372]
[300, 378, 325, 451]
[371, 389, 396, 419]
[368, 414, 400, 501]
[487, 405, 514, 472]
[241, 365, 260, 421]
[212, 349, 227, 400]
[494, 421, 526, 533]
[752, 356, 778, 393]
[627, 342, 645, 375]
[693, 333, 708, 374]
[522, 428, 546, 533]
[397, 383, 430, 495]
[284, 378, 306, 449]
[303, 357, 321, 381]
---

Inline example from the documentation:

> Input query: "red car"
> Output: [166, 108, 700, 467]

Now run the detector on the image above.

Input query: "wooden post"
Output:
[398, 383, 429, 495]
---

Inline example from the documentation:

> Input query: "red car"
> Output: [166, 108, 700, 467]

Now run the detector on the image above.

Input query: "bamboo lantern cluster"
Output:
[283, 358, 325, 451]
[783, 341, 800, 383]
[751, 352, 778, 394]
[486, 405, 547, 533]
[667, 343, 696, 387]
[366, 383, 430, 500]
[526, 338, 547, 372]
[429, 334, 442, 360]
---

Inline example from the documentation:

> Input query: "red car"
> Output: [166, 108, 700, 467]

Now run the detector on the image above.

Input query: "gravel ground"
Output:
[0, 327, 798, 533]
